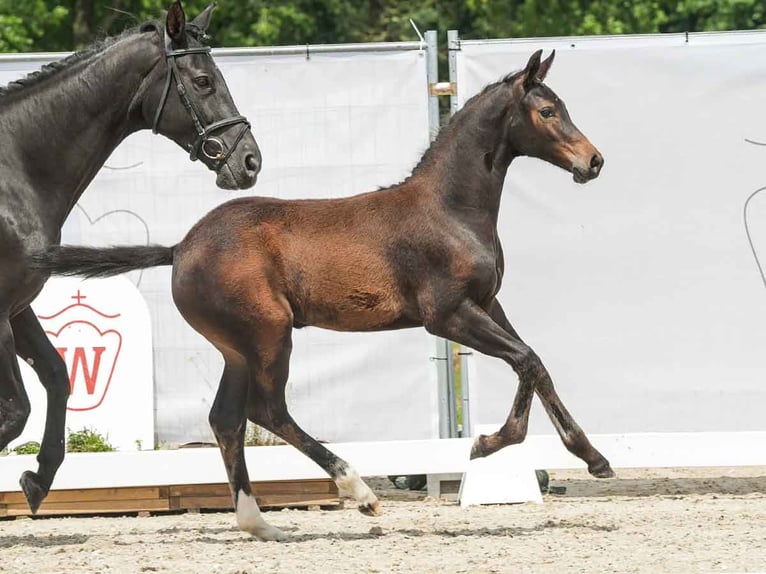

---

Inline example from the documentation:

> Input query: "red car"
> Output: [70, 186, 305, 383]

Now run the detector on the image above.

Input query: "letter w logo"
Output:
[56, 347, 107, 395]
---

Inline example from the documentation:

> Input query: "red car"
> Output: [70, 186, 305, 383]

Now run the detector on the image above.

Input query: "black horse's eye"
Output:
[539, 107, 555, 119]
[193, 76, 211, 89]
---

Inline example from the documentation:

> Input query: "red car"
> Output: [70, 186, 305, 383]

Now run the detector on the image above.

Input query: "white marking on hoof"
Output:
[235, 490, 287, 541]
[335, 468, 379, 511]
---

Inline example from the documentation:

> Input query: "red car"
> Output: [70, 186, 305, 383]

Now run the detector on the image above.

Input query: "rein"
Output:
[151, 37, 250, 172]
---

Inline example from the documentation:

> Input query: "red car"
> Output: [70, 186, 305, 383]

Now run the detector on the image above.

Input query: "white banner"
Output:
[12, 277, 154, 452]
[0, 45, 437, 445]
[456, 31, 766, 435]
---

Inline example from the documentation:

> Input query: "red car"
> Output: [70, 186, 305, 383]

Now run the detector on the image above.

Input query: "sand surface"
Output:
[1, 467, 765, 574]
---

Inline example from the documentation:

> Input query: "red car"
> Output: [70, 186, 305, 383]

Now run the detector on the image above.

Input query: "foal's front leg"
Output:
[429, 298, 612, 476]
[209, 357, 287, 541]
[428, 299, 541, 455]
[487, 300, 614, 478]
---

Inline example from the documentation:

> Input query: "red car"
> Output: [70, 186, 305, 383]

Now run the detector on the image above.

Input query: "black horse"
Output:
[33, 50, 613, 540]
[0, 1, 261, 513]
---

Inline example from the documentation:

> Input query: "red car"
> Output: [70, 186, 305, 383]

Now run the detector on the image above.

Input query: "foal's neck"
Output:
[422, 85, 517, 224]
[1, 33, 162, 227]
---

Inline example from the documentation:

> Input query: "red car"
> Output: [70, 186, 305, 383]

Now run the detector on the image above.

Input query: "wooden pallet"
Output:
[0, 479, 339, 518]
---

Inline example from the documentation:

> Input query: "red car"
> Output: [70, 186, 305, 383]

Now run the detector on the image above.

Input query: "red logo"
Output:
[38, 291, 123, 412]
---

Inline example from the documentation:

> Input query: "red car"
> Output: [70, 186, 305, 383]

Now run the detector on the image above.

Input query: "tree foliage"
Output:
[0, 0, 762, 53]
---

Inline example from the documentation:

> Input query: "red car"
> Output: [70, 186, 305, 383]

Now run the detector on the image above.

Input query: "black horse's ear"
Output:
[166, 1, 186, 44]
[190, 3, 217, 33]
[522, 49, 543, 91]
[536, 50, 555, 83]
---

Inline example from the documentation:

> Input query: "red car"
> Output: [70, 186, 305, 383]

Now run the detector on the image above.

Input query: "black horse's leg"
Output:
[0, 316, 32, 458]
[11, 306, 71, 511]
[208, 354, 286, 541]
[246, 324, 381, 517]
[486, 299, 614, 478]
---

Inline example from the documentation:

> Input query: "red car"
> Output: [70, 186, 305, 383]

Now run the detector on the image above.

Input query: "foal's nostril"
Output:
[590, 154, 603, 170]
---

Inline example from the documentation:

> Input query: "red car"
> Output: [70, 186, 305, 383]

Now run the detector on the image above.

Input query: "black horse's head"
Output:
[141, 2, 261, 190]
[505, 50, 604, 184]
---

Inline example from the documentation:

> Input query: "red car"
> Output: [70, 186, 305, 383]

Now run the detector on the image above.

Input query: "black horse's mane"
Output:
[0, 24, 153, 99]
[0, 18, 208, 100]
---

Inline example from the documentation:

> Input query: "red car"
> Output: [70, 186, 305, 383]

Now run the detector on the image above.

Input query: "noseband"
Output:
[152, 38, 251, 172]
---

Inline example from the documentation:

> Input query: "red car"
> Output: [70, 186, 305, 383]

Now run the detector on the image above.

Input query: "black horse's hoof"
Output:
[19, 470, 48, 514]
[588, 460, 616, 479]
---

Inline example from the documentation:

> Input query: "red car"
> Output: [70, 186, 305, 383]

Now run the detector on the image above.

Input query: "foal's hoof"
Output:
[588, 459, 616, 479]
[359, 500, 383, 517]
[19, 470, 48, 514]
[470, 434, 489, 460]
[251, 524, 289, 542]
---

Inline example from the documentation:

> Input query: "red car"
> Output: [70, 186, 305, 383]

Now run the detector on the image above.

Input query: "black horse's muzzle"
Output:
[152, 40, 257, 181]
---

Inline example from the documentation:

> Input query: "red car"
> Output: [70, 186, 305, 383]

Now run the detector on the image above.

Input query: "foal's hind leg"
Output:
[208, 354, 286, 541]
[487, 300, 614, 478]
[246, 319, 381, 516]
[12, 307, 72, 512]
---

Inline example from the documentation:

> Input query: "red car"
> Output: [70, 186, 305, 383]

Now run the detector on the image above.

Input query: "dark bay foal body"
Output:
[0, 1, 260, 514]
[33, 50, 612, 540]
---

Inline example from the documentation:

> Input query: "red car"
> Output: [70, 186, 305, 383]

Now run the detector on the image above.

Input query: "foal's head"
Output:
[505, 50, 603, 183]
[141, 2, 261, 189]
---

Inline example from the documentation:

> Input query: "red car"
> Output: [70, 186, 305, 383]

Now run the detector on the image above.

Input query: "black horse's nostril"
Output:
[590, 154, 603, 169]
[245, 153, 261, 175]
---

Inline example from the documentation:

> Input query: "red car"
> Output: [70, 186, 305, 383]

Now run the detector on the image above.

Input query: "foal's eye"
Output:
[539, 107, 555, 119]
[193, 76, 211, 89]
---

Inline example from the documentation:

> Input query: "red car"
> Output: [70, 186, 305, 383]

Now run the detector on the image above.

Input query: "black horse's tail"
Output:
[29, 245, 175, 278]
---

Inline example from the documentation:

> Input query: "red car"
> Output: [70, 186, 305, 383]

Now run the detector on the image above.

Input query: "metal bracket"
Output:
[428, 81, 457, 97]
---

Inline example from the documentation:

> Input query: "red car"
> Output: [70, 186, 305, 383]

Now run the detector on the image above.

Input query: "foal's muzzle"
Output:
[572, 152, 604, 184]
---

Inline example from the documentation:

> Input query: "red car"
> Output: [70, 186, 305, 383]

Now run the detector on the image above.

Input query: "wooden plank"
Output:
[257, 494, 340, 508]
[176, 495, 230, 509]
[177, 494, 340, 511]
[0, 486, 163, 504]
[0, 478, 338, 518]
[4, 498, 170, 517]
[169, 479, 336, 497]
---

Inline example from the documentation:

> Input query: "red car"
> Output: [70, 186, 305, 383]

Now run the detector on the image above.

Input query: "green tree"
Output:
[0, 1, 762, 53]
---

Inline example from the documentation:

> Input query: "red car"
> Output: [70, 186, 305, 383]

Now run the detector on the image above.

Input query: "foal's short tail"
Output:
[29, 245, 175, 278]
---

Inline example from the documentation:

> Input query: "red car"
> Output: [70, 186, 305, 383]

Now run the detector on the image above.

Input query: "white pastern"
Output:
[235, 490, 287, 541]
[335, 468, 378, 508]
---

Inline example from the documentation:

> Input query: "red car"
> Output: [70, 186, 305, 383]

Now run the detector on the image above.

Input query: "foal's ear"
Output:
[166, 1, 187, 44]
[536, 50, 555, 83]
[190, 3, 217, 33]
[522, 49, 543, 91]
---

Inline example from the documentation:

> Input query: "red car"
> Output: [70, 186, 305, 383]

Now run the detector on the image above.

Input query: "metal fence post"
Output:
[425, 30, 440, 141]
[447, 30, 460, 118]
[445, 29, 473, 438]
[425, 30, 459, 439]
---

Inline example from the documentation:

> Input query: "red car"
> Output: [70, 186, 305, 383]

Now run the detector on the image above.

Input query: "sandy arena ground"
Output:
[1, 467, 764, 574]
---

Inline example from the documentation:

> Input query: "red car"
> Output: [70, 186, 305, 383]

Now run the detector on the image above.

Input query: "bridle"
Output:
[152, 35, 251, 172]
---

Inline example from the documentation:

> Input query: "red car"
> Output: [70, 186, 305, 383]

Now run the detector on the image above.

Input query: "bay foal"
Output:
[33, 50, 612, 540]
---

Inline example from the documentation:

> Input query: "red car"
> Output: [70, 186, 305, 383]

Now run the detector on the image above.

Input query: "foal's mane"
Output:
[407, 69, 523, 179]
